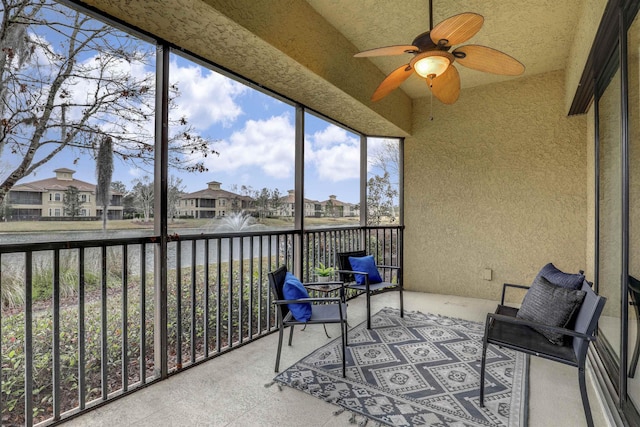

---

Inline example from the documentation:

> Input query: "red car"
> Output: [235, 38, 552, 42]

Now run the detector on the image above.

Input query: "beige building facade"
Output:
[321, 194, 358, 218]
[8, 168, 123, 221]
[177, 181, 253, 218]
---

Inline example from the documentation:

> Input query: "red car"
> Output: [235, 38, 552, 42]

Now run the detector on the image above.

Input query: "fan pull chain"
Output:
[429, 89, 434, 121]
[428, 79, 434, 121]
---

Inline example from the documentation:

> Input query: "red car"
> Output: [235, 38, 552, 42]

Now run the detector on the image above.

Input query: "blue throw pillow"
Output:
[283, 272, 312, 322]
[534, 263, 584, 290]
[348, 255, 383, 286]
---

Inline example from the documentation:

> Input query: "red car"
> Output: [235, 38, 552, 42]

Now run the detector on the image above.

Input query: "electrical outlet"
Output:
[483, 268, 492, 281]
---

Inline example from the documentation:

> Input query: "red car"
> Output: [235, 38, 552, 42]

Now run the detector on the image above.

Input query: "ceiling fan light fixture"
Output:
[410, 51, 454, 78]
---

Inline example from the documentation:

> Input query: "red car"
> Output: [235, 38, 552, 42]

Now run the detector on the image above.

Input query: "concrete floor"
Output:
[63, 291, 611, 426]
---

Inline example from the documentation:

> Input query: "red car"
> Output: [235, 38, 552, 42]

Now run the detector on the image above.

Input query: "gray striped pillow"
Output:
[516, 275, 586, 345]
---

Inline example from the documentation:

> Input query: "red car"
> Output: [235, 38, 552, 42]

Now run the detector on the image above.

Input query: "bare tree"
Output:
[167, 175, 184, 221]
[325, 199, 336, 218]
[367, 172, 398, 225]
[369, 139, 400, 182]
[0, 0, 217, 206]
[130, 174, 183, 222]
[254, 187, 271, 219]
[228, 184, 255, 213]
[368, 139, 400, 221]
[269, 188, 284, 217]
[131, 175, 153, 222]
[110, 180, 127, 195]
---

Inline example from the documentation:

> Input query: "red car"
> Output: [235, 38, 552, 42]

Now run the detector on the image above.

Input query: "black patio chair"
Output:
[628, 276, 640, 378]
[337, 250, 403, 329]
[480, 280, 606, 427]
[268, 265, 348, 377]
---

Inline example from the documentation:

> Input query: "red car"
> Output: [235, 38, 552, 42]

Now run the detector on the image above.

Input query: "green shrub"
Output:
[0, 258, 280, 425]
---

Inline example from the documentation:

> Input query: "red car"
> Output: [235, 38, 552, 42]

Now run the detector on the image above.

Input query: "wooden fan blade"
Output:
[371, 64, 413, 102]
[430, 13, 483, 47]
[453, 45, 525, 75]
[354, 45, 419, 57]
[426, 65, 460, 104]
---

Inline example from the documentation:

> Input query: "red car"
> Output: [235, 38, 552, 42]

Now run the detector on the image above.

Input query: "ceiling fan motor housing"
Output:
[411, 32, 438, 52]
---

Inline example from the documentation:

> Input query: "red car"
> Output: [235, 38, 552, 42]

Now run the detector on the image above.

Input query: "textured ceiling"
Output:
[80, 0, 590, 136]
[305, 0, 586, 99]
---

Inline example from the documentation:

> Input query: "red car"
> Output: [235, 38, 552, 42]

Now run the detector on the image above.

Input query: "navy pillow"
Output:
[283, 272, 312, 322]
[534, 263, 584, 290]
[348, 255, 383, 286]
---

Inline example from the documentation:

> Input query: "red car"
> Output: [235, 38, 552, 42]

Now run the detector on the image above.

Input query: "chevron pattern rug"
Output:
[274, 307, 528, 426]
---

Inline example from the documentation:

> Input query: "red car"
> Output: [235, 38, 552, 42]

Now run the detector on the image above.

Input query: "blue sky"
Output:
[1, 4, 396, 205]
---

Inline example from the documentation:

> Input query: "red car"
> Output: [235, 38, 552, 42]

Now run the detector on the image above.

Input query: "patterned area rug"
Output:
[274, 307, 528, 426]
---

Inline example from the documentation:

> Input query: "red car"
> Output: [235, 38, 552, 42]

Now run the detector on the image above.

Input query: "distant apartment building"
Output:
[278, 190, 322, 217]
[321, 194, 358, 217]
[7, 168, 123, 220]
[177, 181, 253, 218]
[277, 190, 357, 218]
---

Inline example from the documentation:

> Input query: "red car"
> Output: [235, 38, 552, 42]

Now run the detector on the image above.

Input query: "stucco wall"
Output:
[405, 70, 587, 301]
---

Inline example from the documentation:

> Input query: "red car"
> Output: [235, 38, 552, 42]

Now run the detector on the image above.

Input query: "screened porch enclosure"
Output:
[0, 225, 402, 426]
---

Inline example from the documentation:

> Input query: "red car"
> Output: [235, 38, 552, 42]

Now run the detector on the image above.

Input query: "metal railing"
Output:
[0, 225, 402, 426]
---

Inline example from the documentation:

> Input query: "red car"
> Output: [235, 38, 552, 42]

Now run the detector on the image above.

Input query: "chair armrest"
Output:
[336, 269, 370, 291]
[377, 265, 400, 270]
[336, 269, 367, 276]
[486, 312, 596, 341]
[273, 297, 342, 305]
[501, 283, 530, 305]
[303, 281, 343, 286]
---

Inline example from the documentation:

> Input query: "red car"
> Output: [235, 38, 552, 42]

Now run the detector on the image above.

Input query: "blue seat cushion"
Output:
[283, 272, 311, 322]
[348, 255, 383, 286]
[534, 262, 585, 290]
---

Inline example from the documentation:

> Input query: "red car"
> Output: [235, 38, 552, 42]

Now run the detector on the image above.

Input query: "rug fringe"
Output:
[333, 407, 345, 416]
[264, 380, 283, 391]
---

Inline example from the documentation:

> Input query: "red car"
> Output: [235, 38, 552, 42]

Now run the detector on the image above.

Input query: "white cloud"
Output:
[313, 144, 360, 181]
[169, 61, 247, 130]
[310, 125, 354, 148]
[366, 137, 389, 155]
[197, 121, 392, 188]
[128, 167, 143, 178]
[306, 125, 360, 182]
[189, 117, 361, 184]
[199, 114, 295, 179]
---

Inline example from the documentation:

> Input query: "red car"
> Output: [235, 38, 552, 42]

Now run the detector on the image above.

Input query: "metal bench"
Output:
[480, 280, 606, 427]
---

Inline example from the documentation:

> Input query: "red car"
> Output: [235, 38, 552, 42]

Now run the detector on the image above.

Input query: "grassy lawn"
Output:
[0, 219, 210, 232]
[0, 216, 362, 233]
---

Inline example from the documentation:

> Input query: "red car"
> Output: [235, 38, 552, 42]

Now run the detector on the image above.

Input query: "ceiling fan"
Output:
[354, 0, 525, 104]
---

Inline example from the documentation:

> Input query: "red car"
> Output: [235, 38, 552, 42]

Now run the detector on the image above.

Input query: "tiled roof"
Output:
[181, 188, 251, 200]
[279, 194, 319, 204]
[12, 177, 96, 193]
[322, 198, 353, 206]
